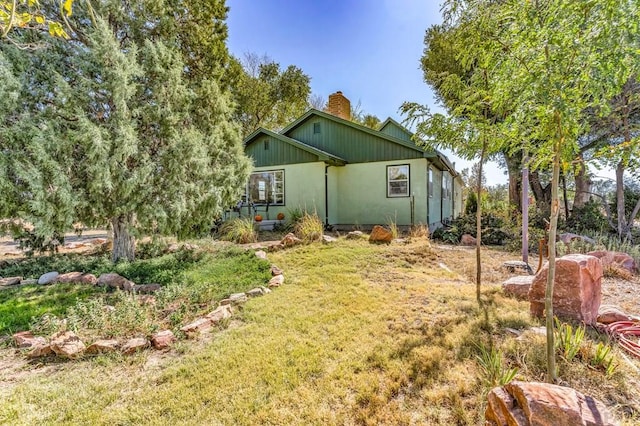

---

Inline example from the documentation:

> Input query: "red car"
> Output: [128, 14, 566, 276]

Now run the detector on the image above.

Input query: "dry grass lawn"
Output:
[1, 238, 639, 425]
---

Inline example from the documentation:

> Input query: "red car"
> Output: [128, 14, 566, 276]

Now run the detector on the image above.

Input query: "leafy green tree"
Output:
[447, 0, 640, 381]
[0, 1, 250, 262]
[233, 52, 311, 136]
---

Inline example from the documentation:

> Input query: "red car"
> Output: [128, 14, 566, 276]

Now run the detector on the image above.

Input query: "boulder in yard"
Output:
[346, 230, 364, 240]
[486, 381, 617, 426]
[180, 318, 213, 335]
[85, 339, 120, 355]
[501, 260, 533, 274]
[19, 278, 38, 286]
[151, 330, 175, 350]
[55, 272, 84, 283]
[587, 250, 637, 275]
[270, 265, 283, 276]
[13, 331, 46, 348]
[268, 274, 284, 288]
[220, 293, 248, 305]
[38, 271, 59, 285]
[255, 250, 268, 260]
[27, 343, 54, 358]
[0, 276, 22, 286]
[121, 337, 149, 355]
[97, 273, 135, 291]
[597, 305, 637, 325]
[50, 331, 86, 359]
[502, 276, 534, 300]
[267, 243, 285, 252]
[246, 287, 265, 298]
[205, 305, 233, 323]
[281, 233, 302, 247]
[460, 234, 476, 246]
[322, 235, 337, 244]
[368, 225, 393, 244]
[529, 254, 602, 325]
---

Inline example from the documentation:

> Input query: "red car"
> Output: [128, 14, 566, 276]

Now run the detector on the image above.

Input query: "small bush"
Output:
[555, 318, 585, 361]
[410, 224, 430, 240]
[475, 343, 518, 387]
[294, 213, 323, 243]
[219, 218, 257, 244]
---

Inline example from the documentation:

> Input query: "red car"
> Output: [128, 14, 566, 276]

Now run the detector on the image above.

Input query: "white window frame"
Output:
[428, 167, 433, 198]
[247, 170, 284, 205]
[387, 164, 410, 198]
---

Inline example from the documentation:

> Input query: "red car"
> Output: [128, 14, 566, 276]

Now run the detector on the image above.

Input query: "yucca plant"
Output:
[554, 318, 585, 361]
[219, 218, 257, 244]
[476, 343, 518, 387]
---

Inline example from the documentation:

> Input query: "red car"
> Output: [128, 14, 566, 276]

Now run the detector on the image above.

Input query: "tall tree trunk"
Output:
[572, 153, 591, 210]
[504, 151, 523, 217]
[111, 215, 135, 262]
[530, 170, 552, 220]
[476, 143, 487, 307]
[616, 161, 627, 241]
[545, 128, 562, 383]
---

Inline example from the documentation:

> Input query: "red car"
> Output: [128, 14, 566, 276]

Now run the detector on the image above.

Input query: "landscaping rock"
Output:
[597, 305, 636, 325]
[226, 293, 248, 305]
[529, 254, 602, 325]
[368, 225, 393, 244]
[281, 233, 302, 247]
[460, 234, 476, 246]
[133, 284, 161, 294]
[19, 278, 38, 286]
[180, 318, 213, 335]
[268, 274, 284, 288]
[502, 276, 534, 300]
[97, 273, 135, 291]
[502, 260, 533, 274]
[151, 330, 175, 350]
[346, 230, 364, 240]
[55, 272, 97, 285]
[322, 235, 337, 244]
[246, 287, 265, 298]
[0, 276, 22, 286]
[205, 305, 233, 323]
[558, 232, 596, 245]
[121, 337, 149, 355]
[166, 243, 180, 253]
[27, 343, 54, 358]
[270, 265, 283, 276]
[13, 331, 46, 348]
[260, 286, 271, 294]
[486, 381, 617, 426]
[255, 250, 268, 260]
[587, 250, 638, 275]
[137, 295, 156, 306]
[49, 331, 86, 359]
[38, 271, 59, 285]
[85, 339, 119, 355]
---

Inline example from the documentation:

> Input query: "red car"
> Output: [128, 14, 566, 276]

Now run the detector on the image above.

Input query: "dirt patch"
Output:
[0, 229, 108, 258]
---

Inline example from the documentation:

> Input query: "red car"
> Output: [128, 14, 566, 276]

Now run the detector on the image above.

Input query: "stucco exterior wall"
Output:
[332, 158, 428, 226]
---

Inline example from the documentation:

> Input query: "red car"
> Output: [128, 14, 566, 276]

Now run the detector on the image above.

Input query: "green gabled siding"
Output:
[246, 134, 319, 167]
[380, 121, 412, 142]
[285, 117, 424, 163]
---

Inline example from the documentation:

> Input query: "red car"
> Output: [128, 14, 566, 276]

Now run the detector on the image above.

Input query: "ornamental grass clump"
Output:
[294, 213, 323, 243]
[219, 218, 257, 244]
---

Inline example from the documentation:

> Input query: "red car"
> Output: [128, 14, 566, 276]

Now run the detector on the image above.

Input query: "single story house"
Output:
[240, 91, 463, 230]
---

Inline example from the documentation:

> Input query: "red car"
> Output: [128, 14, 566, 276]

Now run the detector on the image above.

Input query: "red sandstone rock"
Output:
[281, 233, 302, 247]
[121, 337, 149, 355]
[460, 234, 476, 246]
[587, 250, 637, 275]
[597, 305, 636, 325]
[97, 273, 135, 291]
[50, 331, 86, 359]
[368, 225, 393, 244]
[485, 381, 617, 426]
[205, 305, 232, 323]
[180, 318, 213, 335]
[151, 330, 175, 350]
[529, 254, 602, 325]
[502, 276, 534, 300]
[85, 339, 119, 355]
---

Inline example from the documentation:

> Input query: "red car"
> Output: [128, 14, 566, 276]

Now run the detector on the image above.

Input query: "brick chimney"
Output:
[326, 91, 351, 121]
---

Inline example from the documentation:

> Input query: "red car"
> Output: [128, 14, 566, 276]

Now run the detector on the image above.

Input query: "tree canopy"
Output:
[0, 0, 250, 261]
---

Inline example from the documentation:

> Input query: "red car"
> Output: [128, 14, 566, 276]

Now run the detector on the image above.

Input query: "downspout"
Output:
[440, 172, 444, 226]
[325, 164, 330, 227]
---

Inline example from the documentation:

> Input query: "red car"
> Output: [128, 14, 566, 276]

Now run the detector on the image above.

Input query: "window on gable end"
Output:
[313, 122, 321, 134]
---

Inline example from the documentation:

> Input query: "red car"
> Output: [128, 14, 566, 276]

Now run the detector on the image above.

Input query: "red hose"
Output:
[604, 321, 640, 358]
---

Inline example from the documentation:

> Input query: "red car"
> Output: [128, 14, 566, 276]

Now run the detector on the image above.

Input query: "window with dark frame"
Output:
[313, 122, 321, 134]
[387, 164, 410, 197]
[247, 170, 284, 205]
[264, 139, 269, 150]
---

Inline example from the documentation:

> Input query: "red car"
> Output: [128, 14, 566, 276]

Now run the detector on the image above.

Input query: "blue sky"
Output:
[226, 0, 507, 185]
